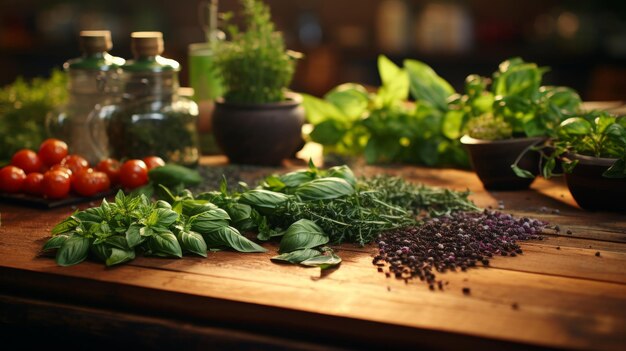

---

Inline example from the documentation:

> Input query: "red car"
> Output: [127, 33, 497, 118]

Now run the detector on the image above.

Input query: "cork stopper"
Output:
[79, 30, 112, 54]
[131, 31, 164, 57]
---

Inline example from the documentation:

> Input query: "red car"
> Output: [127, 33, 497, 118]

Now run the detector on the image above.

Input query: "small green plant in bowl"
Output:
[211, 0, 305, 165]
[513, 111, 626, 211]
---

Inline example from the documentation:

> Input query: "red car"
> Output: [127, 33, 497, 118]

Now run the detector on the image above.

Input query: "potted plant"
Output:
[212, 0, 303, 166]
[513, 111, 626, 211]
[459, 58, 581, 190]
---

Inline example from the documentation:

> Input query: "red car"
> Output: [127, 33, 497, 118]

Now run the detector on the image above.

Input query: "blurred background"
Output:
[1, 0, 626, 101]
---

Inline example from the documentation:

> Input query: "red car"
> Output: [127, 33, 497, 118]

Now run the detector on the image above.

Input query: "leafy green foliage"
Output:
[304, 56, 582, 167]
[215, 0, 297, 103]
[0, 70, 67, 162]
[513, 112, 626, 179]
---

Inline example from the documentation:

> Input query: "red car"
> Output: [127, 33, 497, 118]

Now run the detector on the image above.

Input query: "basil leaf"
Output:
[126, 224, 143, 248]
[140, 226, 154, 237]
[177, 230, 208, 257]
[309, 119, 347, 145]
[405, 59, 455, 111]
[51, 216, 78, 235]
[301, 93, 344, 125]
[511, 164, 535, 179]
[225, 203, 251, 223]
[106, 248, 136, 266]
[377, 56, 409, 107]
[271, 248, 321, 264]
[105, 235, 130, 250]
[301, 252, 342, 269]
[559, 117, 592, 136]
[442, 110, 464, 140]
[239, 189, 289, 210]
[56, 235, 90, 266]
[326, 165, 356, 187]
[155, 208, 179, 227]
[182, 200, 218, 216]
[295, 177, 355, 201]
[203, 226, 267, 253]
[42, 234, 69, 251]
[279, 219, 329, 253]
[148, 231, 182, 258]
[90, 243, 109, 262]
[324, 83, 369, 120]
[279, 170, 316, 188]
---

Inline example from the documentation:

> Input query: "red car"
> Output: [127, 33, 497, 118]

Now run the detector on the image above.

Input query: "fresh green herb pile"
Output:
[43, 162, 479, 269]
[215, 0, 298, 104]
[303, 56, 582, 167]
[0, 70, 67, 162]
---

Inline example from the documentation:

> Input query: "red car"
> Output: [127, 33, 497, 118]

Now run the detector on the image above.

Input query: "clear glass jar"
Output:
[104, 32, 200, 166]
[47, 31, 124, 165]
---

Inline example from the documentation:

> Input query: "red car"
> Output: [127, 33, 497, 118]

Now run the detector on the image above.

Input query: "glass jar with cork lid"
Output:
[47, 30, 125, 165]
[103, 32, 200, 166]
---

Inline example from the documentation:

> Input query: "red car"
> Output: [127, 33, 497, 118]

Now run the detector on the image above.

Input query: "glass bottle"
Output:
[106, 32, 200, 166]
[47, 30, 125, 165]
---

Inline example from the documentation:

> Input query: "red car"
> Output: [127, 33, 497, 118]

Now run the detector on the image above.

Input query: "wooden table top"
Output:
[0, 158, 625, 350]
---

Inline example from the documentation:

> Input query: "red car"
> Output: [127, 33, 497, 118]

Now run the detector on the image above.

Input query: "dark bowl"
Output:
[565, 154, 626, 211]
[460, 135, 544, 191]
[213, 93, 305, 166]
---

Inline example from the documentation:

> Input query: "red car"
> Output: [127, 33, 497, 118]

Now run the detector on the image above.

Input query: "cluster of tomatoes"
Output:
[0, 138, 165, 199]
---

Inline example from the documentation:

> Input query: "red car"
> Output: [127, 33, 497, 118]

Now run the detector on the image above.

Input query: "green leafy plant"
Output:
[463, 58, 581, 140]
[43, 189, 266, 267]
[304, 55, 468, 167]
[304, 57, 582, 166]
[215, 0, 298, 103]
[0, 70, 67, 162]
[513, 112, 626, 179]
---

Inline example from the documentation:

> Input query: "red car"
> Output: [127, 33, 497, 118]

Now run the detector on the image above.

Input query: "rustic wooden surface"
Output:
[1, 156, 625, 350]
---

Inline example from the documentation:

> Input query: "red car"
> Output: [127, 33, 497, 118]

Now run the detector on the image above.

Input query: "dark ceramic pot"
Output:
[564, 154, 626, 211]
[460, 135, 544, 190]
[213, 93, 305, 166]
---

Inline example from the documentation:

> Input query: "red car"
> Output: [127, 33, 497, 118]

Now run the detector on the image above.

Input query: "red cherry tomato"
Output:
[49, 164, 73, 178]
[11, 149, 43, 174]
[96, 158, 121, 184]
[0, 166, 26, 193]
[23, 172, 44, 196]
[42, 170, 71, 199]
[60, 155, 89, 175]
[119, 159, 148, 189]
[142, 156, 165, 170]
[73, 170, 110, 197]
[38, 139, 68, 167]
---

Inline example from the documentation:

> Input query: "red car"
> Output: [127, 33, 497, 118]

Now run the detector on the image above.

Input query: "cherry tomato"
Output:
[142, 156, 165, 170]
[60, 155, 89, 175]
[0, 166, 26, 193]
[23, 172, 44, 195]
[49, 164, 73, 178]
[11, 149, 43, 174]
[42, 170, 71, 199]
[119, 159, 148, 189]
[96, 158, 121, 184]
[73, 170, 110, 196]
[38, 139, 68, 167]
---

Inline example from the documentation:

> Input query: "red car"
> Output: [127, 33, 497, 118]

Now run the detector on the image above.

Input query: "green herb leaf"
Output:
[301, 251, 342, 269]
[43, 234, 69, 251]
[239, 189, 289, 210]
[155, 208, 179, 227]
[125, 224, 144, 249]
[442, 110, 464, 139]
[148, 231, 183, 258]
[295, 177, 355, 201]
[309, 119, 347, 145]
[560, 117, 592, 136]
[511, 164, 535, 179]
[56, 235, 90, 266]
[203, 226, 267, 253]
[405, 59, 455, 111]
[177, 230, 208, 257]
[271, 248, 321, 264]
[301, 93, 344, 124]
[279, 170, 316, 188]
[51, 216, 78, 235]
[326, 165, 357, 187]
[279, 219, 329, 253]
[106, 248, 136, 266]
